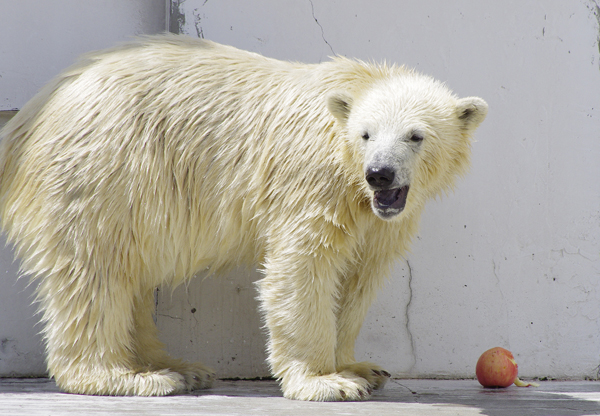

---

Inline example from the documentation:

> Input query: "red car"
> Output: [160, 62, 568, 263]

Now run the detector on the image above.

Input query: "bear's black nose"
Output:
[365, 167, 395, 188]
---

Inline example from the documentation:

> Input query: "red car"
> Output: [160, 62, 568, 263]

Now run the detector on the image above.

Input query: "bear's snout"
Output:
[365, 166, 395, 190]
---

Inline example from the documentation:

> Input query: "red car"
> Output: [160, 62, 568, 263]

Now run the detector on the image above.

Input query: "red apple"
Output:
[476, 347, 519, 388]
[476, 347, 539, 388]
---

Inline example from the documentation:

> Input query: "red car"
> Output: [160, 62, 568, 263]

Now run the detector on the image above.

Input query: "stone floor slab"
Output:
[1, 378, 599, 416]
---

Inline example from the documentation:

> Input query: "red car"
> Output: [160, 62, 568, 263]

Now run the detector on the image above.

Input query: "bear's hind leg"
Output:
[40, 270, 188, 396]
[132, 291, 216, 391]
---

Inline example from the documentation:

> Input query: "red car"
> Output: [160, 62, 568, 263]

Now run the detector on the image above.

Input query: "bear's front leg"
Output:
[335, 271, 392, 391]
[258, 250, 372, 401]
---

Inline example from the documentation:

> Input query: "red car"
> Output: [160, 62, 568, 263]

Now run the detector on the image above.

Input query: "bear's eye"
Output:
[361, 132, 370, 140]
[409, 134, 424, 143]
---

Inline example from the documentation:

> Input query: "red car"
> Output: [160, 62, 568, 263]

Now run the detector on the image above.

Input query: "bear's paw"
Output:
[132, 369, 188, 396]
[176, 362, 216, 391]
[282, 370, 374, 401]
[57, 368, 188, 396]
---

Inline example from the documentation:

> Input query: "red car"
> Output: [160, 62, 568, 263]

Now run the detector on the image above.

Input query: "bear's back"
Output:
[0, 35, 393, 283]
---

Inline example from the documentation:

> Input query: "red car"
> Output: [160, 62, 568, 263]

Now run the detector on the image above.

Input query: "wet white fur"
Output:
[0, 34, 487, 400]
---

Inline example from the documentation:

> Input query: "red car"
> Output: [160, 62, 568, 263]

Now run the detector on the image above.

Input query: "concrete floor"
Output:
[1, 378, 599, 416]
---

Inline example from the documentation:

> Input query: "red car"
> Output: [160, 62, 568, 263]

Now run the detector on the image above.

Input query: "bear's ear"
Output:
[326, 91, 354, 125]
[456, 97, 488, 130]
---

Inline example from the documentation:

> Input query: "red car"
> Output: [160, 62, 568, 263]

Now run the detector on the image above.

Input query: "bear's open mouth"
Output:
[373, 186, 409, 216]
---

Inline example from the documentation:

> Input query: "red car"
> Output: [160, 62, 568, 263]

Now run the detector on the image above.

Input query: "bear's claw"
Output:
[337, 362, 390, 391]
[174, 363, 216, 391]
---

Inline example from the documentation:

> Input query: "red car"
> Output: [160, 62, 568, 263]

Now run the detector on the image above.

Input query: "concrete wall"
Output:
[0, 1, 167, 111]
[1, 0, 599, 381]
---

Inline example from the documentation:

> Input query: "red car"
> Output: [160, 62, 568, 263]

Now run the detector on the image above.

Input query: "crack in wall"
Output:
[308, 0, 337, 57]
[405, 260, 417, 373]
[587, 0, 600, 69]
[193, 8, 204, 39]
[185, 285, 200, 328]
[551, 247, 597, 261]
[491, 259, 512, 347]
[593, 1, 600, 53]
[491, 259, 508, 305]
[153, 287, 160, 324]
[156, 313, 184, 321]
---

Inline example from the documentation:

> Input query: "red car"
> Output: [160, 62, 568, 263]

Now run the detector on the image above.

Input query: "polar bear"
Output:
[0, 34, 487, 401]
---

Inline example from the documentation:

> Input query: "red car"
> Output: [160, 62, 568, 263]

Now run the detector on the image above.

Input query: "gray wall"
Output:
[1, 1, 599, 380]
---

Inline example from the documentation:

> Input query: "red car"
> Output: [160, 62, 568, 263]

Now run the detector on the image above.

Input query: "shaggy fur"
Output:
[0, 34, 487, 400]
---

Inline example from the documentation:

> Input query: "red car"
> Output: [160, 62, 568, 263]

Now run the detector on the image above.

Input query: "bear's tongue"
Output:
[374, 186, 409, 211]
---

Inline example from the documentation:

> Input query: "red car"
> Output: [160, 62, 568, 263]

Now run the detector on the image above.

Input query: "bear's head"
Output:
[327, 71, 487, 221]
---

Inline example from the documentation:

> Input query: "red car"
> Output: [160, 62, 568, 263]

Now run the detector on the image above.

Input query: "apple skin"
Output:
[476, 347, 519, 388]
